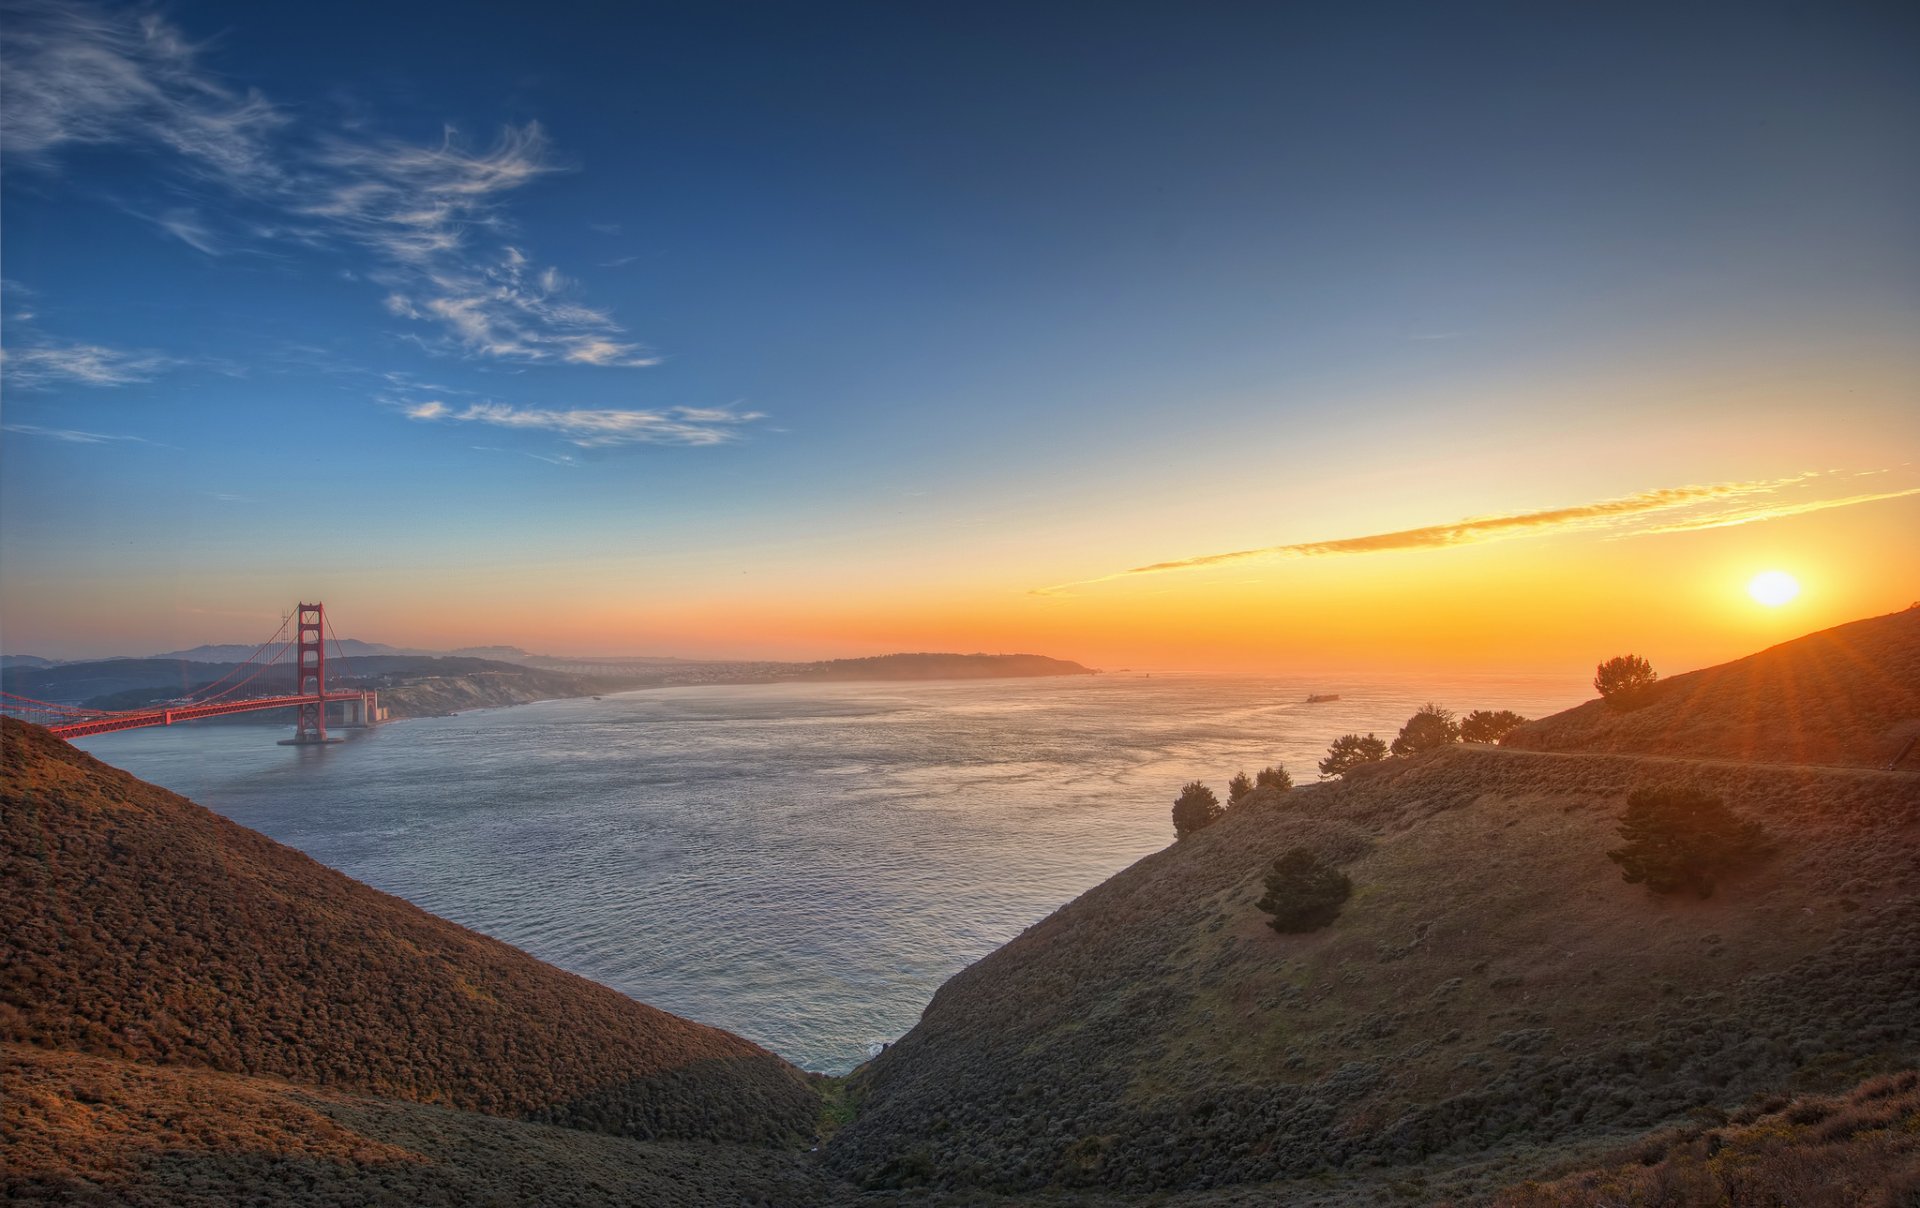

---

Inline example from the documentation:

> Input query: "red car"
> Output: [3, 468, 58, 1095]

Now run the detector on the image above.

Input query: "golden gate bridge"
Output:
[1, 603, 382, 743]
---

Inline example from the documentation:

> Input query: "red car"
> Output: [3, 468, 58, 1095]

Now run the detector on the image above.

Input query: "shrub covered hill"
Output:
[1, 717, 823, 1203]
[6, 609, 1920, 1206]
[828, 611, 1920, 1204]
[1504, 606, 1920, 768]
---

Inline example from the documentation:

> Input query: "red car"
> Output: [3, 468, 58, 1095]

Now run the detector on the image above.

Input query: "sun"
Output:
[1747, 570, 1800, 607]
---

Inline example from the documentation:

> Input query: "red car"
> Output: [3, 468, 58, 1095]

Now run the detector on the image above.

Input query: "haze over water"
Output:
[80, 673, 1580, 1073]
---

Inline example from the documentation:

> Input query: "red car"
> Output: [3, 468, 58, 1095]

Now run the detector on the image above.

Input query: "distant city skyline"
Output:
[3, 0, 1916, 672]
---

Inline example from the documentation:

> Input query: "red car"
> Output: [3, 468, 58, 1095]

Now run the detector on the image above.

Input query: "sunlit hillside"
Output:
[1505, 607, 1920, 769]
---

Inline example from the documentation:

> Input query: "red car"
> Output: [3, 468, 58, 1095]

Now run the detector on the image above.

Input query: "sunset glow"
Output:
[1748, 571, 1802, 608]
[1, 2, 1915, 676]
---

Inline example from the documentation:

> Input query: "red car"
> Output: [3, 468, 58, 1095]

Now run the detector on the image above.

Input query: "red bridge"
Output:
[3, 603, 381, 744]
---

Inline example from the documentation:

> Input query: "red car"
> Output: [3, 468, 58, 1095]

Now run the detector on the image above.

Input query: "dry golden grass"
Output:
[1, 718, 819, 1147]
[1485, 1069, 1920, 1207]
[1, 1043, 839, 1207]
[1505, 607, 1920, 768]
[829, 745, 1920, 1196]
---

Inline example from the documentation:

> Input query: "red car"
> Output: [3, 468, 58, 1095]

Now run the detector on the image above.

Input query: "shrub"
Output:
[1255, 764, 1293, 792]
[1319, 733, 1387, 778]
[1460, 709, 1529, 743]
[1172, 781, 1223, 838]
[1256, 847, 1353, 932]
[1606, 785, 1776, 897]
[1390, 703, 1460, 757]
[1227, 772, 1254, 804]
[1594, 654, 1658, 711]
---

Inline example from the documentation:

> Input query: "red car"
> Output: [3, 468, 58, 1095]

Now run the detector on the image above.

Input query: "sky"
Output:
[2, 0, 1916, 673]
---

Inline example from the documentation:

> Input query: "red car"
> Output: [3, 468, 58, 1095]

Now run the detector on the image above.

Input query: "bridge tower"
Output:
[287, 602, 332, 745]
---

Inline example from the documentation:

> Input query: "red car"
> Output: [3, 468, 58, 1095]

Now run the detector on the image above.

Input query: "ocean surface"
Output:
[76, 671, 1583, 1073]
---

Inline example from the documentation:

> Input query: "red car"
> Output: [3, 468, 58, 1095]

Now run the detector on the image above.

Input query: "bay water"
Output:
[77, 671, 1582, 1073]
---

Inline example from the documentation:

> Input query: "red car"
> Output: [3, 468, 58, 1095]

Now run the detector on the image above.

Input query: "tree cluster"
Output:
[1227, 765, 1294, 804]
[1595, 654, 1659, 711]
[1606, 784, 1775, 897]
[1318, 733, 1387, 778]
[1255, 847, 1353, 932]
[1182, 762, 1293, 836]
[1389, 702, 1459, 757]
[1172, 781, 1222, 838]
[1460, 708, 1529, 743]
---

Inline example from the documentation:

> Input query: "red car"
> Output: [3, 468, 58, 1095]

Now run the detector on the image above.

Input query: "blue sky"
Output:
[3, 0, 1916, 664]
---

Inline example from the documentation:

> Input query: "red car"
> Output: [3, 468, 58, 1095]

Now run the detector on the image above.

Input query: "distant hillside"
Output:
[791, 653, 1094, 681]
[827, 745, 1920, 1200]
[149, 638, 420, 662]
[1503, 607, 1920, 768]
[2, 655, 648, 721]
[0, 719, 819, 1147]
[0, 655, 58, 670]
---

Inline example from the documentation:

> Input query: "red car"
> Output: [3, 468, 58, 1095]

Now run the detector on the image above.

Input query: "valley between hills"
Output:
[4, 609, 1917, 1206]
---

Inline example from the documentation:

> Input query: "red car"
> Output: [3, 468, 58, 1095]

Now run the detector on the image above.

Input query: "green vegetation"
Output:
[1488, 1070, 1920, 1208]
[1594, 653, 1659, 711]
[1318, 732, 1387, 777]
[1460, 708, 1529, 743]
[1231, 765, 1293, 804]
[1171, 780, 1222, 838]
[1254, 847, 1352, 933]
[833, 735, 1920, 1196]
[1255, 764, 1293, 792]
[1390, 702, 1460, 757]
[1607, 784, 1776, 897]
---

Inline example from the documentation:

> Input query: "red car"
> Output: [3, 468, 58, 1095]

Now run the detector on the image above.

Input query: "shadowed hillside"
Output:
[0, 719, 818, 1146]
[1503, 607, 1920, 768]
[827, 743, 1920, 1200]
[3, 1044, 836, 1207]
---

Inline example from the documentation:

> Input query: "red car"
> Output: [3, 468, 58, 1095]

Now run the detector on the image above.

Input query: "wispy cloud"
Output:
[151, 206, 226, 255]
[3, 422, 161, 445]
[405, 400, 765, 447]
[2, 2, 655, 369]
[0, 340, 179, 388]
[1636, 487, 1920, 535]
[1033, 471, 1913, 594]
[0, 0, 283, 183]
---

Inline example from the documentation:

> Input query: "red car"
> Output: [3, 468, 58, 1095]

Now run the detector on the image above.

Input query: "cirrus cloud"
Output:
[1033, 471, 1920, 595]
[402, 399, 765, 447]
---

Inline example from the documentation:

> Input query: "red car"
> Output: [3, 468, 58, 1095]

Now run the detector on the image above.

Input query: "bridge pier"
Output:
[338, 692, 381, 729]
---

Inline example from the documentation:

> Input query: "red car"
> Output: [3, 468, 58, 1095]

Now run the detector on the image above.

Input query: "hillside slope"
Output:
[1503, 607, 1920, 768]
[0, 718, 818, 1146]
[827, 745, 1920, 1199]
[3, 1044, 837, 1208]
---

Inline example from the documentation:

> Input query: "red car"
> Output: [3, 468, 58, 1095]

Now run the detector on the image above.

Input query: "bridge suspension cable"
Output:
[168, 610, 295, 705]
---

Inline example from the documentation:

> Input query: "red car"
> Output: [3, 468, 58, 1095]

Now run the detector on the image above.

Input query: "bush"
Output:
[1256, 847, 1353, 933]
[1172, 781, 1222, 838]
[1390, 703, 1460, 757]
[1460, 709, 1529, 743]
[1595, 654, 1659, 711]
[1255, 765, 1293, 792]
[1319, 733, 1387, 778]
[1227, 772, 1254, 804]
[1606, 785, 1776, 897]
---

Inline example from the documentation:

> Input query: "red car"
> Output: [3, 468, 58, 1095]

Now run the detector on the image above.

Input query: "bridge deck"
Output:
[46, 693, 373, 739]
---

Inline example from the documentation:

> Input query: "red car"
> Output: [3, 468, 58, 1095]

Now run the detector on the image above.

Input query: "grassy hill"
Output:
[826, 744, 1920, 1200]
[6, 609, 1918, 1206]
[3, 1043, 835, 1208]
[1503, 607, 1920, 769]
[0, 719, 818, 1147]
